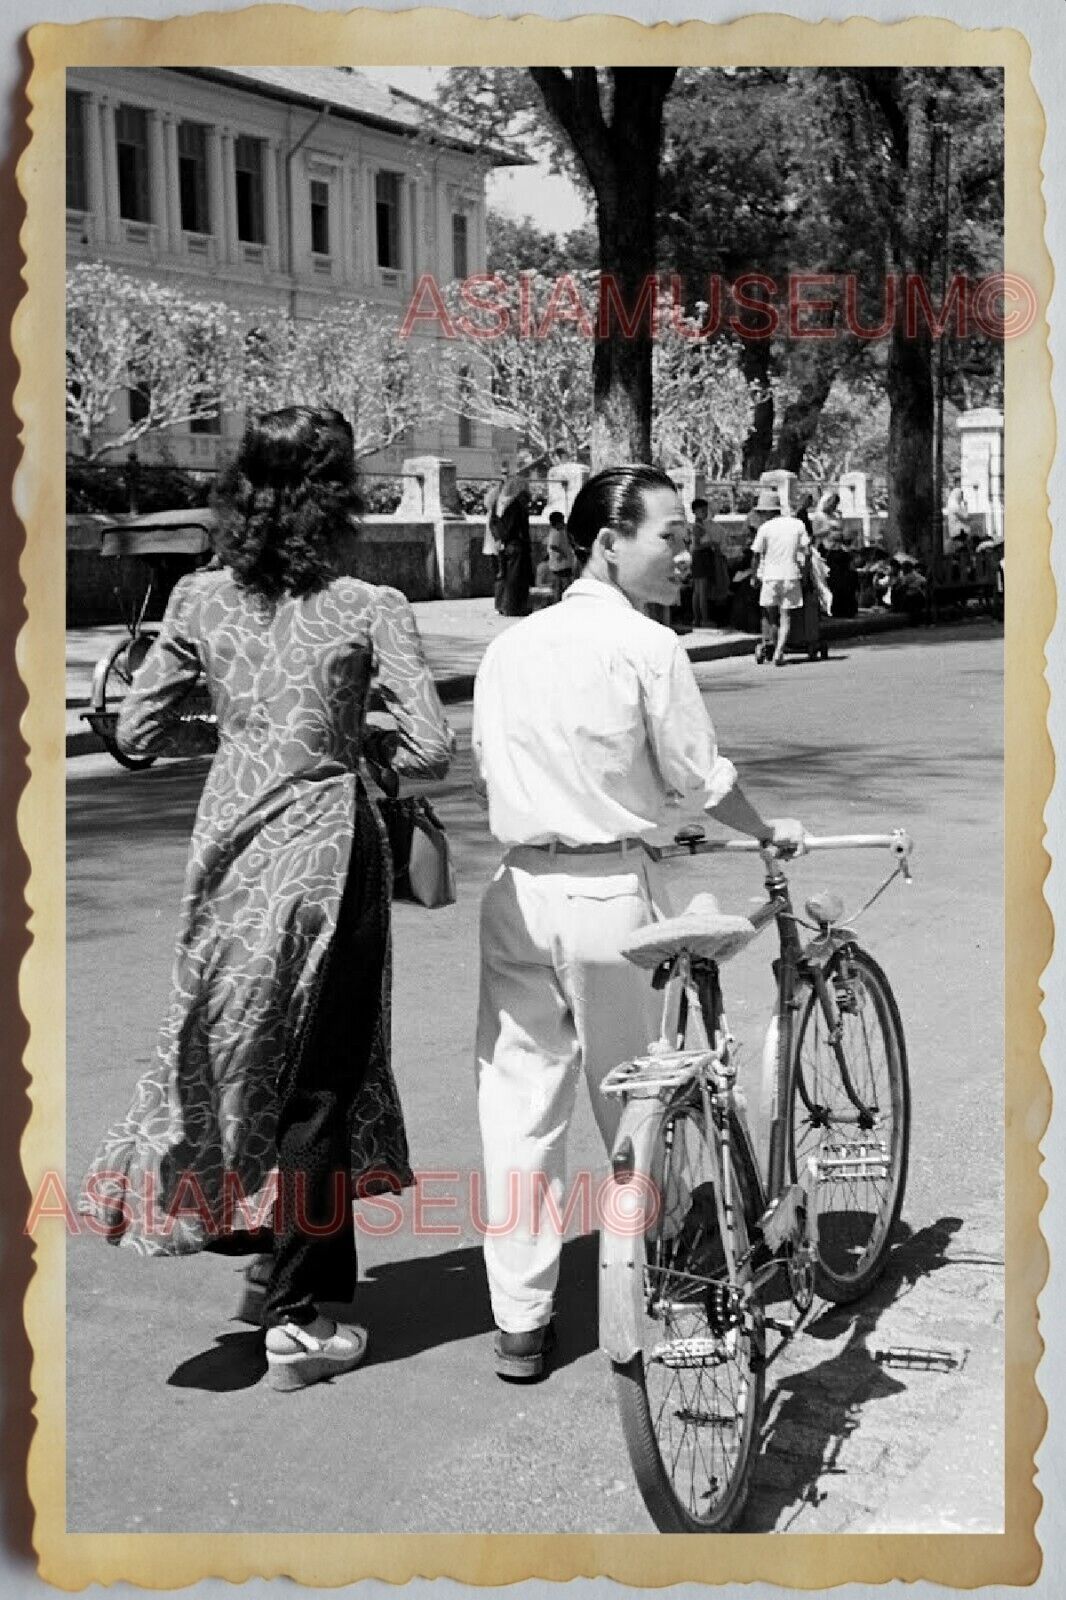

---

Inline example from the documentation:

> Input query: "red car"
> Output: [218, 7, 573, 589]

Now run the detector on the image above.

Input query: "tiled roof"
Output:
[182, 67, 529, 167]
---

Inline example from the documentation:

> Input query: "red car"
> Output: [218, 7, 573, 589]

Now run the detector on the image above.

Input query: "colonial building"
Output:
[65, 66, 526, 475]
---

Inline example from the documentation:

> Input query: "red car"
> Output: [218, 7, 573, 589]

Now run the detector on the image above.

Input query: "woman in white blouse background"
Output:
[471, 464, 806, 1382]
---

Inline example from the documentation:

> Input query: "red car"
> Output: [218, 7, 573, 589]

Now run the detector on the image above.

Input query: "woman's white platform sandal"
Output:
[264, 1317, 369, 1391]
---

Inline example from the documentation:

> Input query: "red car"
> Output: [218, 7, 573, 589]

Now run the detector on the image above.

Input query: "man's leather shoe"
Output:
[494, 1321, 556, 1381]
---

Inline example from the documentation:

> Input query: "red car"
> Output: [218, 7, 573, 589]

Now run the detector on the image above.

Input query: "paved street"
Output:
[63, 621, 1004, 1535]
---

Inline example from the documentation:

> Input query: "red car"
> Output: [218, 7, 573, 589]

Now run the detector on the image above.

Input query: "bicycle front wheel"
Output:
[788, 946, 910, 1303]
[613, 1094, 765, 1533]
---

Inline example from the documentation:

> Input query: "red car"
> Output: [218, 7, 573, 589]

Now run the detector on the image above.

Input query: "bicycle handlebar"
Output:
[647, 829, 913, 864]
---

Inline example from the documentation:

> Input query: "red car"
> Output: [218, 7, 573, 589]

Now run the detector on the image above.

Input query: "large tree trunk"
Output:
[739, 339, 774, 477]
[852, 74, 939, 561]
[530, 68, 675, 468]
[886, 321, 934, 559]
[592, 163, 658, 465]
[773, 348, 838, 475]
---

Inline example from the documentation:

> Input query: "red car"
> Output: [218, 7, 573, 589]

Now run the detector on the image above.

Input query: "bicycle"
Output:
[81, 509, 216, 769]
[598, 827, 912, 1533]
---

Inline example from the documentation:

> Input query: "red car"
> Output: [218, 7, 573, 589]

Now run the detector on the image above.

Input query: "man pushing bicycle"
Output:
[471, 464, 806, 1382]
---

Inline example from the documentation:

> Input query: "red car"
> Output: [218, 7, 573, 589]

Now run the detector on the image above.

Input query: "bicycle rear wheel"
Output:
[613, 1094, 765, 1533]
[788, 946, 909, 1303]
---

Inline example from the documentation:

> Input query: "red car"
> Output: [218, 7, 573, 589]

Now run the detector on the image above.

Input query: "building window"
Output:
[190, 401, 222, 436]
[375, 171, 402, 270]
[128, 385, 150, 425]
[66, 91, 89, 211]
[178, 121, 210, 234]
[452, 212, 469, 281]
[115, 104, 151, 224]
[234, 135, 265, 244]
[310, 179, 330, 255]
[458, 366, 474, 447]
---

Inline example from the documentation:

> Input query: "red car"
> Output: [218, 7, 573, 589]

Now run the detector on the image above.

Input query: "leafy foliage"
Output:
[436, 269, 753, 473]
[240, 300, 426, 462]
[66, 263, 243, 461]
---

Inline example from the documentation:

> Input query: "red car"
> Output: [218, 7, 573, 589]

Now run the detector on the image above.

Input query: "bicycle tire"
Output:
[788, 945, 910, 1303]
[612, 1093, 765, 1533]
[94, 631, 159, 771]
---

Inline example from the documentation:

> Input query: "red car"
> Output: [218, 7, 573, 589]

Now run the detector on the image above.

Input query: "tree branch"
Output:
[529, 68, 614, 194]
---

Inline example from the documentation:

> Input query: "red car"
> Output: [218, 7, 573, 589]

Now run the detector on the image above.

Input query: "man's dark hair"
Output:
[548, 510, 566, 527]
[691, 497, 709, 513]
[566, 464, 676, 571]
[212, 407, 363, 600]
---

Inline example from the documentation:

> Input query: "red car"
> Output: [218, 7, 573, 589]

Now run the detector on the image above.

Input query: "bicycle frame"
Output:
[600, 830, 911, 1361]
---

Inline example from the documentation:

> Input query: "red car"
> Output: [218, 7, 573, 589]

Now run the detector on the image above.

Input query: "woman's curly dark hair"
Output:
[211, 407, 364, 600]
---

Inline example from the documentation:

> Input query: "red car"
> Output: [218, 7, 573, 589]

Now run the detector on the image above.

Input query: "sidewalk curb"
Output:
[63, 611, 929, 761]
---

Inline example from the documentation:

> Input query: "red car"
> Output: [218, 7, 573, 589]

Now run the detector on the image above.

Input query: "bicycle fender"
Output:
[599, 1099, 663, 1364]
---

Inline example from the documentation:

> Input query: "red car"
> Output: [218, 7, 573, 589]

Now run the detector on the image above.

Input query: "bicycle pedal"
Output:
[649, 1332, 737, 1369]
[817, 1140, 890, 1182]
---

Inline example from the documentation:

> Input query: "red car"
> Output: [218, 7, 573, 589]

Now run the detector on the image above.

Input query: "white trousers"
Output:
[476, 846, 666, 1333]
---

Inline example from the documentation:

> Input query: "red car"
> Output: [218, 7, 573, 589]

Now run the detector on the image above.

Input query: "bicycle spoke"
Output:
[789, 951, 909, 1299]
[627, 1099, 762, 1526]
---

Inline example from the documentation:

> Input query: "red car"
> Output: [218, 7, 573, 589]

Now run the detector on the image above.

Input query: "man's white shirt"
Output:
[472, 576, 737, 846]
[751, 515, 810, 581]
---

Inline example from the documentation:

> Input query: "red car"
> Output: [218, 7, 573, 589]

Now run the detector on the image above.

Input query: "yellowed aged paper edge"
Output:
[14, 6, 1052, 1588]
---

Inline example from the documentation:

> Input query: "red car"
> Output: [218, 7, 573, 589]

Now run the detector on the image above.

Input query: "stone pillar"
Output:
[365, 167, 377, 279]
[546, 462, 590, 519]
[164, 115, 182, 247]
[339, 157, 354, 283]
[220, 128, 238, 264]
[396, 456, 466, 599]
[957, 408, 1004, 542]
[99, 96, 121, 245]
[666, 462, 705, 517]
[84, 91, 106, 245]
[407, 177, 421, 278]
[397, 455, 463, 521]
[206, 125, 225, 258]
[264, 139, 281, 272]
[759, 468, 797, 512]
[837, 470, 871, 542]
[148, 110, 169, 252]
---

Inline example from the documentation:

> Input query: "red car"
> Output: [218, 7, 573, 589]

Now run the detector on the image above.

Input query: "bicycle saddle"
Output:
[621, 893, 758, 969]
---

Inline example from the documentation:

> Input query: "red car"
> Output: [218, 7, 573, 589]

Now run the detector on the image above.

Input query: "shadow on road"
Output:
[162, 1231, 600, 1391]
[356, 1229, 600, 1372]
[743, 1215, 966, 1532]
[167, 1329, 267, 1392]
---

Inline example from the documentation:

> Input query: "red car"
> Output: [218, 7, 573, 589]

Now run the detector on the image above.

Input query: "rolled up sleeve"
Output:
[644, 642, 737, 815]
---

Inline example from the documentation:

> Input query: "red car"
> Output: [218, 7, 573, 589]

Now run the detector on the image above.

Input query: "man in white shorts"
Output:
[750, 489, 811, 665]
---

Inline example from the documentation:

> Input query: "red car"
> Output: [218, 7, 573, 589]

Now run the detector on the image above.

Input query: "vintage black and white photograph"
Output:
[42, 38, 1031, 1559]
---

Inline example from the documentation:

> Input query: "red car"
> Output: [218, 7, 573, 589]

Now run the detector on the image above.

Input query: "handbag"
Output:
[376, 793, 457, 908]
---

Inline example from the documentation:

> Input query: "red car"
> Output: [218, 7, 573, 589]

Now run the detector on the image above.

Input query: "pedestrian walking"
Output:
[945, 474, 969, 549]
[750, 488, 811, 665]
[689, 497, 732, 628]
[78, 406, 453, 1391]
[487, 449, 535, 616]
[471, 464, 805, 1381]
[545, 509, 574, 602]
[824, 532, 860, 617]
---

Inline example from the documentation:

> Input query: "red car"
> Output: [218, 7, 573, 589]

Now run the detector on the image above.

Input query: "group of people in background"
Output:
[481, 462, 948, 646]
